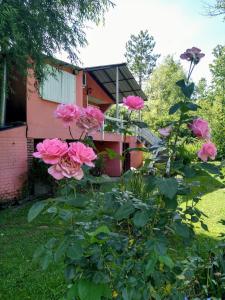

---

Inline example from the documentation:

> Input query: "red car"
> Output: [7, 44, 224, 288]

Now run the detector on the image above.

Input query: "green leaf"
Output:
[133, 210, 149, 227]
[88, 225, 110, 237]
[28, 201, 47, 222]
[93, 272, 110, 284]
[200, 221, 209, 231]
[159, 255, 174, 269]
[46, 206, 57, 214]
[174, 222, 191, 238]
[59, 209, 73, 222]
[77, 280, 111, 300]
[67, 194, 88, 208]
[145, 256, 157, 276]
[200, 162, 222, 175]
[132, 120, 148, 128]
[115, 203, 135, 220]
[65, 265, 75, 281]
[156, 178, 178, 199]
[54, 239, 69, 262]
[105, 148, 121, 160]
[169, 102, 182, 115]
[183, 165, 196, 178]
[66, 242, 83, 259]
[40, 251, 52, 270]
[67, 283, 79, 300]
[176, 80, 195, 98]
[185, 102, 200, 111]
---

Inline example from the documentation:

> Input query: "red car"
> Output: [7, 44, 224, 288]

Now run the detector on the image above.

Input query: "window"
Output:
[40, 66, 76, 104]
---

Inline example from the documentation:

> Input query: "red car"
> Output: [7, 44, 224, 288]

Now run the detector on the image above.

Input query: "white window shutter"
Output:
[61, 71, 76, 104]
[40, 66, 76, 104]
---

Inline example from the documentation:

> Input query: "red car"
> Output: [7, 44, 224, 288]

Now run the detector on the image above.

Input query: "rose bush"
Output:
[28, 48, 225, 299]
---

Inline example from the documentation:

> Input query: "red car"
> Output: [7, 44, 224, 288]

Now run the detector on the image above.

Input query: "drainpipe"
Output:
[0, 56, 7, 126]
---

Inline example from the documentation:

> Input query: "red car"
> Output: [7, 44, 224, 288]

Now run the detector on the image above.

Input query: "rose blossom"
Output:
[189, 118, 211, 139]
[158, 125, 173, 137]
[198, 141, 217, 162]
[33, 138, 68, 164]
[123, 95, 144, 110]
[55, 104, 81, 127]
[68, 142, 97, 167]
[180, 47, 205, 64]
[76, 106, 104, 133]
[48, 155, 84, 180]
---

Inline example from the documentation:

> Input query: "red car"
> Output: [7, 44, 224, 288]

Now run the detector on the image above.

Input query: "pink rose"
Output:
[48, 155, 84, 180]
[55, 104, 81, 127]
[189, 118, 211, 139]
[123, 96, 144, 110]
[33, 138, 68, 164]
[76, 106, 104, 133]
[198, 141, 217, 162]
[158, 125, 173, 137]
[68, 142, 97, 167]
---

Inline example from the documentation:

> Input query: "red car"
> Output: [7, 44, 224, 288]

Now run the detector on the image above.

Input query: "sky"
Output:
[59, 0, 225, 83]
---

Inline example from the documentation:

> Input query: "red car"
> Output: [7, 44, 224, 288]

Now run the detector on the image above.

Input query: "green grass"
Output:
[0, 172, 224, 300]
[0, 204, 65, 300]
[184, 170, 225, 238]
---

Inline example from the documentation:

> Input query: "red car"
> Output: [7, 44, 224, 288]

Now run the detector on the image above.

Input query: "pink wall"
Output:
[84, 73, 114, 106]
[0, 126, 27, 202]
[95, 141, 123, 177]
[26, 68, 84, 139]
[126, 136, 144, 169]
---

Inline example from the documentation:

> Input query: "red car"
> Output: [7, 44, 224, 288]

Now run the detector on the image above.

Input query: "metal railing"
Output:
[102, 115, 161, 146]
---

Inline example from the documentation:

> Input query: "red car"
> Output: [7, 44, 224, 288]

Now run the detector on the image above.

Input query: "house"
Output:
[0, 59, 149, 202]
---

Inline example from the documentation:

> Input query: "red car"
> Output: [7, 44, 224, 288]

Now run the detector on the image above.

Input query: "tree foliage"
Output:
[210, 44, 225, 103]
[0, 0, 114, 80]
[205, 0, 225, 18]
[143, 56, 186, 129]
[197, 45, 225, 158]
[125, 30, 160, 88]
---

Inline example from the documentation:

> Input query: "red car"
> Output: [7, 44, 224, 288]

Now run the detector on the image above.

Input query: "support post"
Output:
[0, 56, 7, 127]
[116, 66, 119, 120]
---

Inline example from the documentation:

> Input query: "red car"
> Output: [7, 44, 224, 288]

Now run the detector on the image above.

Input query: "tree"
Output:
[0, 0, 114, 125]
[195, 78, 208, 100]
[209, 44, 225, 105]
[142, 56, 186, 129]
[0, 0, 114, 79]
[204, 0, 225, 18]
[125, 30, 160, 88]
[197, 44, 225, 158]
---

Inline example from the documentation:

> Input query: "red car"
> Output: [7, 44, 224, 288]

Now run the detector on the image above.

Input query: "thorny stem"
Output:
[79, 130, 86, 141]
[166, 59, 197, 175]
[68, 126, 74, 140]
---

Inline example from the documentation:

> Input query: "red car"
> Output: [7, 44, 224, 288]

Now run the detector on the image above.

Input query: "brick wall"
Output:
[0, 126, 28, 202]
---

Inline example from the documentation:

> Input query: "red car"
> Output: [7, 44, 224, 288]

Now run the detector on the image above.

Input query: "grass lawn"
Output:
[0, 172, 224, 300]
[0, 204, 66, 300]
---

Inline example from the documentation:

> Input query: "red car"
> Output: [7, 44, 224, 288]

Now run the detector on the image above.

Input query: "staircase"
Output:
[137, 127, 161, 147]
[137, 127, 168, 163]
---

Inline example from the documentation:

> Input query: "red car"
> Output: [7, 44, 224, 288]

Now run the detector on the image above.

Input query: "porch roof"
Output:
[84, 63, 147, 103]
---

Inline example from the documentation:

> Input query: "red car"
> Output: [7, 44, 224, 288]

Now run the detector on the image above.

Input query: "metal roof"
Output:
[84, 63, 147, 103]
